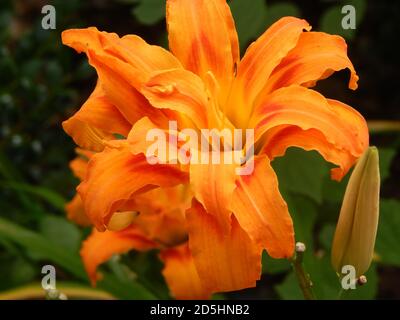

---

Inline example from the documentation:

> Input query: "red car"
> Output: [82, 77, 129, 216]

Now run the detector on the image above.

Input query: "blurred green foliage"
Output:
[320, 0, 366, 40]
[0, 0, 399, 300]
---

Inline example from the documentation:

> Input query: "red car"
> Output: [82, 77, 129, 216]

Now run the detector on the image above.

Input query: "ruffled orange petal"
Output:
[121, 116, 172, 157]
[231, 155, 294, 258]
[63, 81, 132, 152]
[69, 157, 88, 181]
[249, 85, 369, 180]
[226, 17, 310, 127]
[86, 51, 168, 127]
[186, 200, 262, 294]
[62, 27, 182, 127]
[77, 143, 189, 231]
[81, 226, 157, 285]
[259, 126, 355, 182]
[65, 194, 92, 227]
[159, 244, 209, 299]
[141, 69, 212, 129]
[66, 151, 93, 226]
[62, 118, 111, 153]
[133, 186, 191, 247]
[69, 148, 94, 179]
[62, 27, 181, 84]
[166, 0, 239, 99]
[189, 153, 237, 232]
[265, 31, 359, 94]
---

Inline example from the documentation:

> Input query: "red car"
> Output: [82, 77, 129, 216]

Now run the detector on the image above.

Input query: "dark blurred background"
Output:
[0, 0, 399, 300]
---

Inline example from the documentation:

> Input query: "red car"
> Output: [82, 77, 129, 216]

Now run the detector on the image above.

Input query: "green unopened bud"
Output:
[331, 147, 380, 277]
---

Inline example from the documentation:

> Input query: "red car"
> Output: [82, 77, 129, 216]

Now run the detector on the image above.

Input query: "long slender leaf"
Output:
[0, 216, 85, 278]
[0, 217, 157, 299]
[0, 281, 115, 300]
[3, 181, 66, 210]
[0, 152, 44, 216]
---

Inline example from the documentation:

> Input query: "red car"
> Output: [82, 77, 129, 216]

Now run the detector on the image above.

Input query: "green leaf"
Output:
[39, 216, 81, 253]
[322, 173, 348, 204]
[8, 257, 36, 285]
[262, 251, 291, 274]
[319, 224, 336, 250]
[376, 199, 400, 266]
[229, 0, 267, 50]
[0, 216, 85, 278]
[320, 0, 367, 40]
[277, 255, 339, 300]
[272, 148, 328, 204]
[0, 256, 36, 290]
[379, 148, 396, 181]
[264, 194, 317, 275]
[0, 152, 43, 215]
[276, 254, 373, 300]
[132, 0, 166, 25]
[0, 217, 157, 299]
[308, 255, 343, 299]
[99, 273, 157, 300]
[123, 251, 170, 299]
[287, 194, 318, 250]
[3, 181, 66, 210]
[276, 272, 304, 299]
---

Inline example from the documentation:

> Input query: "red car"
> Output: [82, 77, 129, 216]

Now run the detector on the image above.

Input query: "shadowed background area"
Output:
[0, 0, 399, 300]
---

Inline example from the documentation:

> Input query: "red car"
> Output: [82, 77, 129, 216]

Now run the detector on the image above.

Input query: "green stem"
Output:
[290, 243, 316, 300]
[337, 287, 344, 300]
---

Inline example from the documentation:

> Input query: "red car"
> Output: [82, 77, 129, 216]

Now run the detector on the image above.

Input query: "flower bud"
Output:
[107, 211, 137, 231]
[331, 147, 380, 277]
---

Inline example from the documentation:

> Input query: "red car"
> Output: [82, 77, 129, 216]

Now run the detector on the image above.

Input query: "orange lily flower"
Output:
[65, 149, 93, 227]
[65, 150, 205, 299]
[62, 0, 369, 298]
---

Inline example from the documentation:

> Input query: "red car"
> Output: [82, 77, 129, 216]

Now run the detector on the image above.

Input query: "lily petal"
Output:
[66, 152, 92, 226]
[133, 186, 191, 247]
[77, 144, 188, 231]
[62, 27, 182, 126]
[250, 85, 369, 180]
[81, 226, 157, 285]
[87, 51, 168, 127]
[259, 125, 355, 182]
[231, 155, 294, 258]
[141, 69, 211, 129]
[265, 32, 359, 94]
[69, 157, 88, 181]
[186, 200, 262, 294]
[166, 0, 239, 97]
[227, 17, 310, 127]
[159, 244, 209, 299]
[62, 27, 181, 84]
[189, 153, 237, 232]
[66, 194, 91, 227]
[63, 82, 131, 152]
